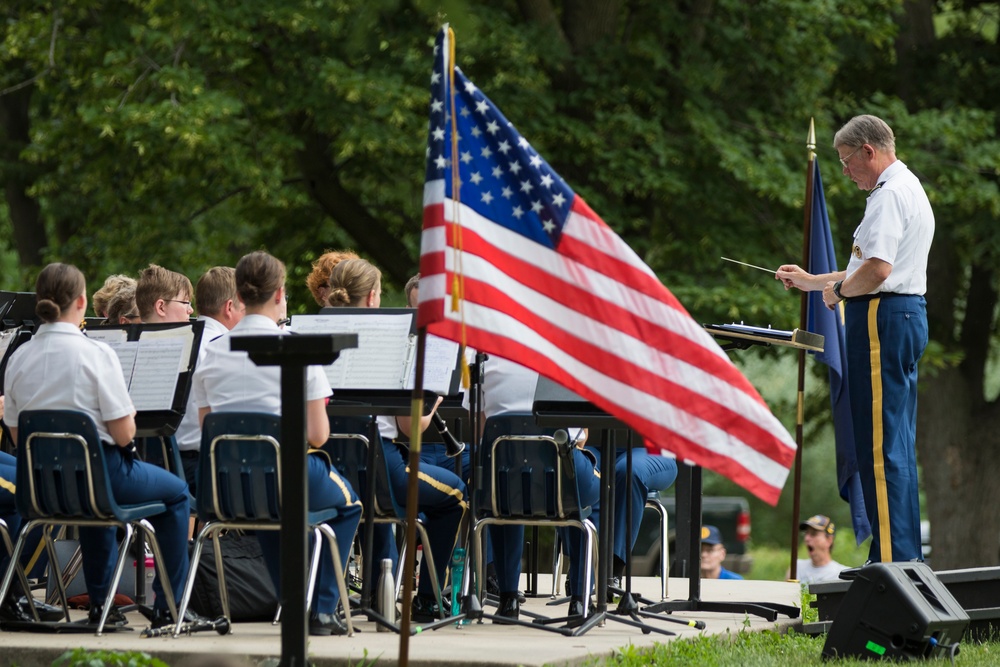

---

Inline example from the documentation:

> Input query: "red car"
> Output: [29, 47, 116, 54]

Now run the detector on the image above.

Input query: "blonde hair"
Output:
[327, 258, 381, 307]
[92, 274, 135, 319]
[306, 249, 359, 306]
[105, 282, 138, 324]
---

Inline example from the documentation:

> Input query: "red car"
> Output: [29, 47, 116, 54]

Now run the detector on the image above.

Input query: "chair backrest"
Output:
[197, 412, 282, 522]
[479, 412, 584, 520]
[16, 410, 120, 521]
[323, 416, 397, 518]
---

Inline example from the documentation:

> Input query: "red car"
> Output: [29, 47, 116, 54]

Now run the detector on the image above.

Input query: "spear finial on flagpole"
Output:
[807, 117, 816, 159]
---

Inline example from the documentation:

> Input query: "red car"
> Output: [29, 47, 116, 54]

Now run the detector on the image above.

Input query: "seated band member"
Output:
[192, 251, 361, 636]
[593, 439, 677, 588]
[173, 267, 245, 492]
[136, 264, 194, 323]
[92, 274, 135, 321]
[481, 356, 600, 620]
[2, 263, 192, 629]
[306, 249, 359, 308]
[328, 258, 466, 623]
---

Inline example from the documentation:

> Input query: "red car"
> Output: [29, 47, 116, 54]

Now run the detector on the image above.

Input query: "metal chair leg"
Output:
[95, 523, 134, 636]
[173, 523, 218, 638]
[137, 519, 178, 622]
[550, 530, 563, 599]
[317, 524, 354, 636]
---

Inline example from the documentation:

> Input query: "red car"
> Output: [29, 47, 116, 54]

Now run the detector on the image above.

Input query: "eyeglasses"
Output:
[165, 299, 192, 307]
[124, 313, 141, 320]
[838, 145, 864, 167]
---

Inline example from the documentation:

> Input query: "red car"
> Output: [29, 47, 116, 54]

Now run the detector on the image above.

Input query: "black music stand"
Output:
[232, 332, 357, 667]
[327, 389, 465, 634]
[531, 378, 693, 637]
[641, 325, 813, 621]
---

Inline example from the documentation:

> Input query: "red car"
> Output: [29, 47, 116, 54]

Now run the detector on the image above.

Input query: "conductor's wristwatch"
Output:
[833, 280, 845, 301]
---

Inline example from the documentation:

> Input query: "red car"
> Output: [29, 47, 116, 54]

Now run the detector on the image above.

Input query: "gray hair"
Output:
[833, 115, 896, 153]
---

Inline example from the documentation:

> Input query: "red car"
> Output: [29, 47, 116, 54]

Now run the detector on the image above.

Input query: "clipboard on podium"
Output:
[85, 320, 205, 438]
[704, 323, 824, 353]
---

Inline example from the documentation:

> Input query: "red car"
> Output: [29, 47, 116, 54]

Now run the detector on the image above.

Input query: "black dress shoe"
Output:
[88, 604, 128, 627]
[411, 594, 441, 623]
[493, 592, 519, 624]
[486, 574, 501, 598]
[309, 611, 349, 636]
[0, 595, 31, 623]
[19, 596, 64, 622]
[517, 590, 526, 604]
[149, 606, 208, 630]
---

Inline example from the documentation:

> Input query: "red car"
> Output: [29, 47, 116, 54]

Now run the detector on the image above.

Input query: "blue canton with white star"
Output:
[425, 31, 574, 248]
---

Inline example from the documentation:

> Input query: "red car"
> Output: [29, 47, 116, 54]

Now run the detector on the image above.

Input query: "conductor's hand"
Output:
[775, 264, 813, 291]
[822, 281, 840, 310]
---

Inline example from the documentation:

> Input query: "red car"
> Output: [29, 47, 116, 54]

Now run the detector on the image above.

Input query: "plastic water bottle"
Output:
[451, 547, 466, 624]
[376, 558, 395, 632]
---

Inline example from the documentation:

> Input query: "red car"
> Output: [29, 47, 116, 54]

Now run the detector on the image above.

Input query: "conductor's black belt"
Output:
[849, 292, 919, 302]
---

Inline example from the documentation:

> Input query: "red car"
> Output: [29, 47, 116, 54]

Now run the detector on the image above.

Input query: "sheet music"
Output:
[129, 338, 184, 410]
[107, 340, 139, 388]
[139, 325, 195, 372]
[291, 313, 412, 388]
[405, 334, 460, 395]
[714, 323, 794, 338]
[85, 328, 128, 344]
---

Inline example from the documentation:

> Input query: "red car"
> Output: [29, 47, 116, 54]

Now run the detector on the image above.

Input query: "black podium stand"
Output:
[232, 333, 357, 667]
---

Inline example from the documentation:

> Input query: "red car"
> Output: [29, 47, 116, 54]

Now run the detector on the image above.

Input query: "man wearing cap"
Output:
[700, 525, 743, 580]
[796, 515, 846, 584]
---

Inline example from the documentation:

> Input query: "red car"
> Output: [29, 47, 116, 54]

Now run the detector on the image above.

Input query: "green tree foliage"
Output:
[3, 1, 999, 566]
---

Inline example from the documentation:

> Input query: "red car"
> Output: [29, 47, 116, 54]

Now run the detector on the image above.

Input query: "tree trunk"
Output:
[295, 128, 413, 285]
[0, 79, 47, 270]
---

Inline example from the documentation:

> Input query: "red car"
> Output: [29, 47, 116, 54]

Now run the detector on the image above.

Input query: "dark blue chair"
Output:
[172, 412, 352, 637]
[323, 416, 445, 616]
[0, 410, 179, 635]
[472, 413, 599, 617]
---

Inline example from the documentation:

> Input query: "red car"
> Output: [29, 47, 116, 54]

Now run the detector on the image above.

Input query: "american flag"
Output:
[417, 27, 796, 503]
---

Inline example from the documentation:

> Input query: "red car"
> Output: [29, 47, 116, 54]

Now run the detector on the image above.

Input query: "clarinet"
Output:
[431, 412, 466, 459]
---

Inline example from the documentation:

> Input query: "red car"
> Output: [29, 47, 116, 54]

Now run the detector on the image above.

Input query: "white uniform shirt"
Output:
[3, 322, 134, 444]
[482, 356, 538, 418]
[846, 160, 934, 295]
[175, 316, 230, 451]
[796, 558, 846, 585]
[192, 314, 331, 415]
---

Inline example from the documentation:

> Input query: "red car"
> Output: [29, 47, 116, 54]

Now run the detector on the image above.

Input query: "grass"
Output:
[592, 628, 1000, 666]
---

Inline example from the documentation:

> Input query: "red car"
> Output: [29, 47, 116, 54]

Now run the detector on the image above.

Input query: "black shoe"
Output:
[309, 611, 349, 636]
[493, 592, 519, 624]
[149, 606, 208, 630]
[18, 596, 64, 622]
[517, 590, 526, 604]
[88, 604, 128, 627]
[486, 574, 501, 598]
[411, 594, 441, 623]
[0, 595, 31, 623]
[568, 597, 585, 618]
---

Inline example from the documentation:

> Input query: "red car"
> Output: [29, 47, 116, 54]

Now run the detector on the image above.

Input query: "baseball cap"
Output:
[700, 525, 724, 546]
[800, 514, 835, 535]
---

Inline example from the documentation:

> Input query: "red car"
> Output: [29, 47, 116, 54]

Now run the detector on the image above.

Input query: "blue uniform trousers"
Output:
[256, 453, 361, 614]
[846, 294, 927, 563]
[557, 450, 601, 597]
[381, 440, 466, 598]
[0, 451, 19, 563]
[592, 447, 678, 564]
[78, 446, 190, 611]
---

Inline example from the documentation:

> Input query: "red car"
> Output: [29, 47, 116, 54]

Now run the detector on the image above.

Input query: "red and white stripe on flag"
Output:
[419, 180, 797, 505]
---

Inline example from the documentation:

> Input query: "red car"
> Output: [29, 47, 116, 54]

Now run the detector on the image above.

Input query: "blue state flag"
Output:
[806, 159, 871, 544]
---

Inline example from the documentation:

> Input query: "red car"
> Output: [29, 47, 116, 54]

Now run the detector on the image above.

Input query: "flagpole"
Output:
[398, 329, 427, 665]
[789, 119, 817, 581]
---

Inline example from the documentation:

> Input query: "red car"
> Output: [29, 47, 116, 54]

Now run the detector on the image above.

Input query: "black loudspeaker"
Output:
[822, 562, 969, 661]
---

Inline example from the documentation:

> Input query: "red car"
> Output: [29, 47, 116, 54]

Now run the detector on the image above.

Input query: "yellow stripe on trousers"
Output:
[868, 299, 892, 562]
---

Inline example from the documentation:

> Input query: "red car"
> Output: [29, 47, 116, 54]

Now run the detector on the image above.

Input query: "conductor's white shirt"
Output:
[3, 322, 134, 444]
[175, 315, 229, 451]
[192, 314, 331, 415]
[846, 160, 934, 295]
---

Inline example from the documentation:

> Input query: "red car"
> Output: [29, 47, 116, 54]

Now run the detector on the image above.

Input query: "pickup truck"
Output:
[629, 495, 754, 576]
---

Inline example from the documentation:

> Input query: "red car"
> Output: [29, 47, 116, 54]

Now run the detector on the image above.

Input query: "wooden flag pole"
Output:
[398, 328, 428, 665]
[790, 119, 817, 581]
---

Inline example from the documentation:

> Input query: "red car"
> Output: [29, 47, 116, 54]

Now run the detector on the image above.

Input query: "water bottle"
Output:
[376, 558, 395, 632]
[451, 547, 466, 622]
